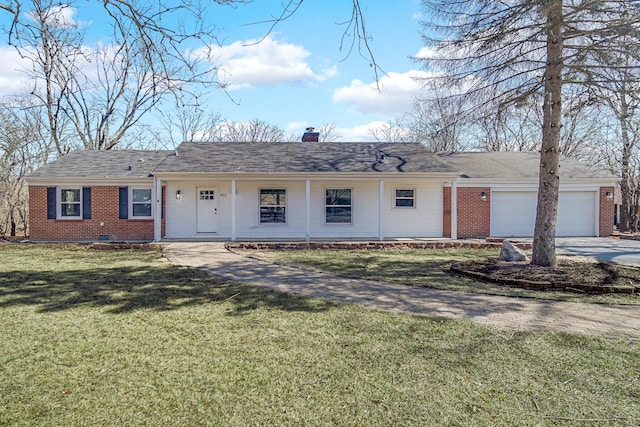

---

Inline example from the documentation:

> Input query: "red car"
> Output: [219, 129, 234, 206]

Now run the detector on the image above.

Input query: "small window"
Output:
[131, 188, 152, 217]
[60, 189, 81, 217]
[260, 189, 286, 223]
[200, 190, 215, 200]
[395, 189, 415, 208]
[326, 189, 352, 223]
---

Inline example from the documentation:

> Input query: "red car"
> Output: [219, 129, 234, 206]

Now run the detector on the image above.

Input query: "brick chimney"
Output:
[301, 127, 319, 142]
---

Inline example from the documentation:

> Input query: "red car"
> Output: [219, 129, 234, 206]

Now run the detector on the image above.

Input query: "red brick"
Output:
[599, 186, 615, 237]
[29, 186, 155, 242]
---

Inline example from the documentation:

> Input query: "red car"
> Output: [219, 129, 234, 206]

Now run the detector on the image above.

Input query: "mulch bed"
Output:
[452, 258, 640, 294]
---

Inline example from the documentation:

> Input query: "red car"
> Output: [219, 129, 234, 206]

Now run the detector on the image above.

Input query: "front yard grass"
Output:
[241, 248, 640, 304]
[1, 244, 639, 426]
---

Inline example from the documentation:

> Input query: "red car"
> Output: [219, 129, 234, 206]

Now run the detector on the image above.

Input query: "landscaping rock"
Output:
[499, 240, 529, 262]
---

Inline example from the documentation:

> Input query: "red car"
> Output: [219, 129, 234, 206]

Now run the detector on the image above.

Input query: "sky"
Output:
[0, 0, 432, 143]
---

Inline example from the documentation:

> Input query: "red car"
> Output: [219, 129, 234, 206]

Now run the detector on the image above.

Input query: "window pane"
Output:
[260, 189, 286, 206]
[326, 189, 351, 206]
[133, 203, 152, 217]
[260, 207, 286, 223]
[61, 189, 80, 202]
[61, 203, 80, 217]
[396, 189, 414, 198]
[326, 207, 352, 223]
[396, 198, 415, 207]
[132, 189, 152, 203]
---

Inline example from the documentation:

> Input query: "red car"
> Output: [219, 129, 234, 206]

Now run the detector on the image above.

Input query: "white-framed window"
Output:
[59, 188, 82, 218]
[199, 189, 215, 200]
[325, 188, 352, 223]
[395, 189, 415, 208]
[130, 188, 152, 218]
[260, 189, 286, 223]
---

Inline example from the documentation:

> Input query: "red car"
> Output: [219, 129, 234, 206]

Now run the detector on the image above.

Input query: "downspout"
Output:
[379, 180, 384, 241]
[231, 179, 237, 242]
[153, 175, 162, 242]
[305, 179, 311, 242]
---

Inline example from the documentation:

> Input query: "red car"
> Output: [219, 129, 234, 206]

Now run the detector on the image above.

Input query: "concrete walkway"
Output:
[164, 242, 640, 338]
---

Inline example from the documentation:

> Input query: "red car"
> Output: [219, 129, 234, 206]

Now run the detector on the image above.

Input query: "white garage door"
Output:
[490, 191, 596, 237]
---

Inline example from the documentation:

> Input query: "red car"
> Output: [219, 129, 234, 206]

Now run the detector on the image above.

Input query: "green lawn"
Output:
[242, 248, 640, 304]
[1, 245, 639, 426]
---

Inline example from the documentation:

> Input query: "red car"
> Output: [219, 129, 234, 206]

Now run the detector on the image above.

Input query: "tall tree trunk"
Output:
[532, 0, 563, 267]
[619, 96, 633, 232]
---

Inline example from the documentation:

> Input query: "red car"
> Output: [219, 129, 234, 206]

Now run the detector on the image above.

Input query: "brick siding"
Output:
[599, 186, 615, 237]
[443, 187, 490, 238]
[456, 187, 491, 239]
[443, 187, 452, 237]
[29, 186, 159, 242]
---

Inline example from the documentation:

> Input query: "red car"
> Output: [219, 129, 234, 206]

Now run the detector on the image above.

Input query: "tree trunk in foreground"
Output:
[532, 0, 563, 267]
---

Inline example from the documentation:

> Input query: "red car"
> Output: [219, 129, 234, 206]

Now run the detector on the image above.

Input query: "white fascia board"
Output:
[152, 172, 461, 181]
[27, 177, 154, 186]
[444, 178, 617, 189]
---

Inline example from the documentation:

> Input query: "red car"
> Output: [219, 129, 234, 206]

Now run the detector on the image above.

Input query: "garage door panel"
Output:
[490, 192, 536, 237]
[490, 191, 595, 237]
[557, 192, 595, 236]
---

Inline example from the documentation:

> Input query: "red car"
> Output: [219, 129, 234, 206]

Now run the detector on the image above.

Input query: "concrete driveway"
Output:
[555, 237, 640, 266]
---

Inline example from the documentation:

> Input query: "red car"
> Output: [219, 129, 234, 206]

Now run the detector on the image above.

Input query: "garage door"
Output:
[490, 191, 596, 237]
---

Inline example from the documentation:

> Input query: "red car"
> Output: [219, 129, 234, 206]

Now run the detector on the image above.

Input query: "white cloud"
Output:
[195, 36, 336, 90]
[26, 5, 90, 28]
[0, 46, 33, 96]
[286, 121, 308, 133]
[332, 70, 436, 117]
[335, 121, 390, 142]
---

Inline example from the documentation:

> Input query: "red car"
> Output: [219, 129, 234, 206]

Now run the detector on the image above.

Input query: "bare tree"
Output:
[417, 0, 640, 266]
[211, 119, 286, 142]
[159, 105, 225, 147]
[317, 122, 343, 142]
[0, 101, 51, 237]
[591, 40, 640, 232]
[369, 119, 414, 143]
[408, 94, 469, 151]
[12, 1, 219, 154]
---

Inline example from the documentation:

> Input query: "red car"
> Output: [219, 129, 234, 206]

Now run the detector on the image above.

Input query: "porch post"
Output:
[379, 180, 384, 241]
[231, 179, 237, 242]
[594, 189, 600, 237]
[451, 180, 458, 240]
[153, 176, 162, 242]
[305, 179, 311, 242]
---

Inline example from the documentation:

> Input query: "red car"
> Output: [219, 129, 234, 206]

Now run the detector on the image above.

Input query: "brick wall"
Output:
[442, 186, 491, 239]
[457, 187, 491, 239]
[599, 186, 615, 237]
[29, 186, 156, 242]
[443, 187, 451, 237]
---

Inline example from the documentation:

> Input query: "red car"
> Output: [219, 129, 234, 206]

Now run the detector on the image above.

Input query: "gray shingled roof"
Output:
[27, 145, 618, 181]
[28, 150, 171, 179]
[439, 151, 617, 180]
[153, 142, 457, 174]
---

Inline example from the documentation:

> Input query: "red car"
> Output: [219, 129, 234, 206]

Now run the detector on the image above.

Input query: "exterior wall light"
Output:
[176, 190, 182, 200]
[606, 191, 613, 201]
[481, 191, 487, 201]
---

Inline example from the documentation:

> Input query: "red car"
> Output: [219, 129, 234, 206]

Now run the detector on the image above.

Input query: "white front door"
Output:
[196, 188, 218, 233]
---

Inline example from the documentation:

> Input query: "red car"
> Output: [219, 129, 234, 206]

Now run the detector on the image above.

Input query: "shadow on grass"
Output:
[0, 264, 336, 315]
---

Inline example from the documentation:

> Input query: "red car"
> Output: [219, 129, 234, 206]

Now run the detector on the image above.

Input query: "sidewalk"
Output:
[164, 242, 640, 338]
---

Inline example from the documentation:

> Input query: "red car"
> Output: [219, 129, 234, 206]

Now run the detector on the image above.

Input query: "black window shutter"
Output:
[119, 187, 128, 219]
[47, 187, 56, 219]
[82, 187, 92, 219]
